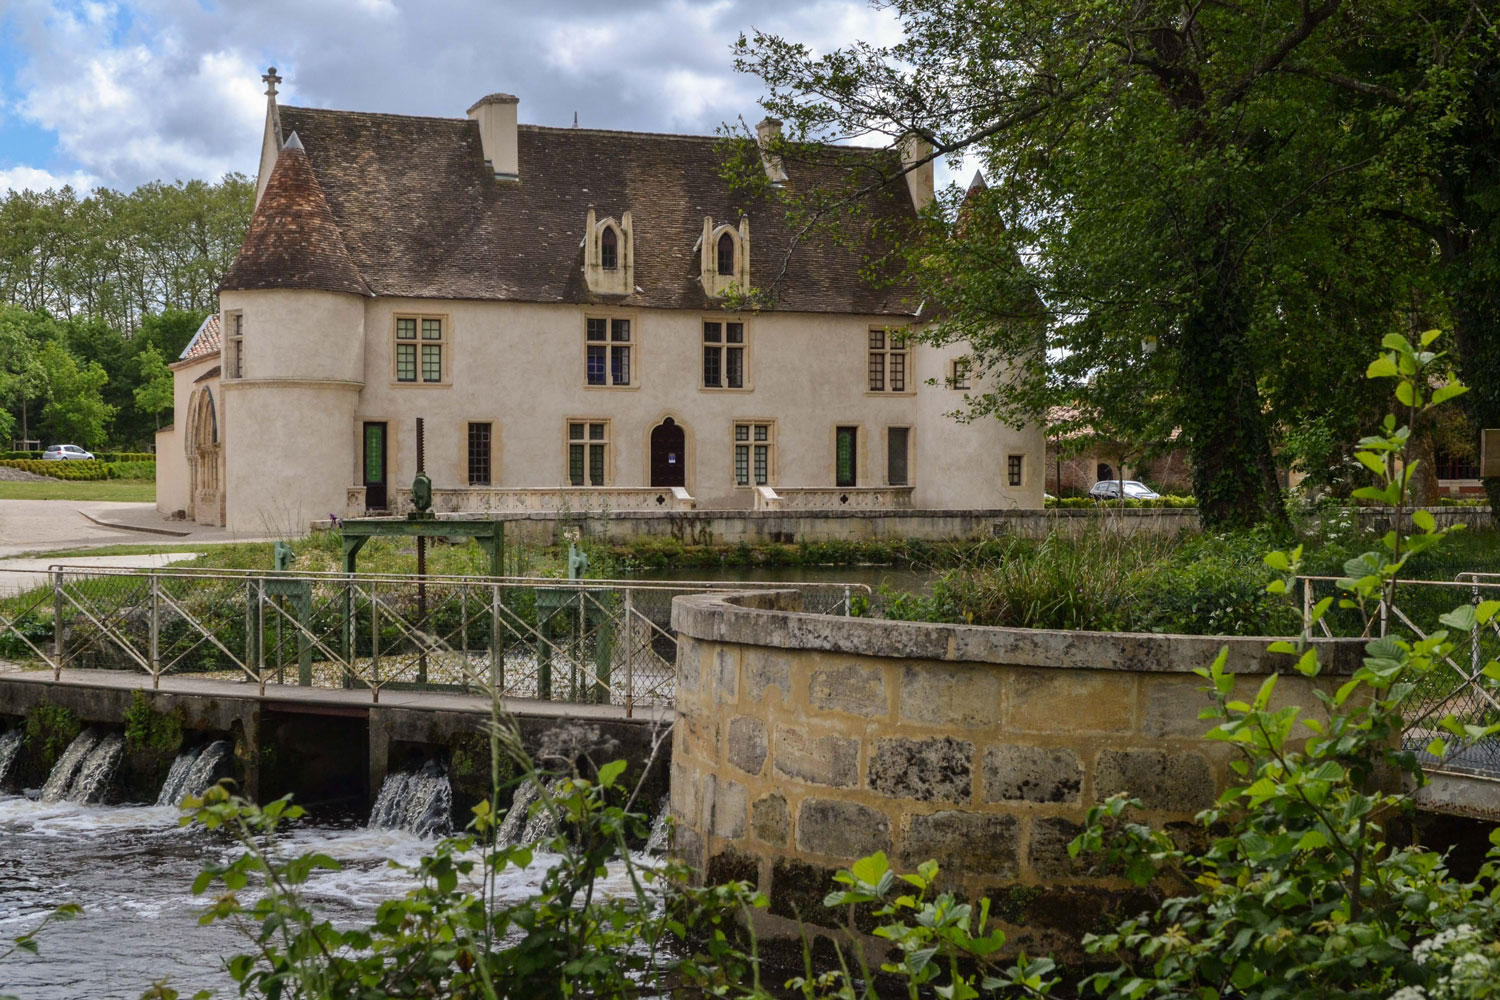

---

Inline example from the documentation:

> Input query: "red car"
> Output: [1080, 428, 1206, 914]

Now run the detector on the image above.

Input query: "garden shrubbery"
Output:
[0, 457, 155, 480]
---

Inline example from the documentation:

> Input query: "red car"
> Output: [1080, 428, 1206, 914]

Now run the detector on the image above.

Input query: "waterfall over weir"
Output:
[0, 728, 22, 787]
[368, 761, 453, 838]
[157, 742, 233, 807]
[41, 729, 123, 804]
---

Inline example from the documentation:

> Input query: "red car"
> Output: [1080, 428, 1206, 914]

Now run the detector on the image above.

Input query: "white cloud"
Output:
[0, 164, 97, 193]
[2, 0, 912, 188]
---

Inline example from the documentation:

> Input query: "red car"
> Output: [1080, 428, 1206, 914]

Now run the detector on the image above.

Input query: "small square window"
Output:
[951, 360, 971, 390]
[396, 318, 416, 340]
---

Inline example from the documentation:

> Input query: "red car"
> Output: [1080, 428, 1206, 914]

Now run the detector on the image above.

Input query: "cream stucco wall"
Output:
[218, 289, 366, 534]
[207, 289, 1043, 532]
[352, 298, 1042, 511]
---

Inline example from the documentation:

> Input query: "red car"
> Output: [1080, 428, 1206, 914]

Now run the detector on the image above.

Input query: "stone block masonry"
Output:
[668, 590, 1364, 959]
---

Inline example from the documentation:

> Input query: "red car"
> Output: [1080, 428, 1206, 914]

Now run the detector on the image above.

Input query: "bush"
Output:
[107, 460, 155, 479]
[1046, 494, 1197, 509]
[0, 458, 111, 480]
[24, 703, 80, 772]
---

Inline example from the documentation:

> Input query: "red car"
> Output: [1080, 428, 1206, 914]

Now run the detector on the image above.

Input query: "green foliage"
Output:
[122, 690, 184, 758]
[106, 460, 155, 479]
[1072, 331, 1500, 999]
[1045, 496, 1197, 510]
[805, 851, 1056, 1000]
[23, 703, 79, 771]
[0, 458, 111, 480]
[36, 341, 114, 449]
[881, 531, 1176, 630]
[132, 344, 173, 430]
[733, 2, 1499, 530]
[181, 753, 770, 999]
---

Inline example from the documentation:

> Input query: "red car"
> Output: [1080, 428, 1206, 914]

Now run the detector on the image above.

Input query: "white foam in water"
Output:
[368, 760, 452, 838]
[67, 733, 123, 804]
[0, 729, 22, 787]
[40, 729, 100, 803]
[644, 793, 670, 854]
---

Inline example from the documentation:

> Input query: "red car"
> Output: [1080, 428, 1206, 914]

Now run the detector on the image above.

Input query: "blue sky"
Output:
[0, 0, 943, 195]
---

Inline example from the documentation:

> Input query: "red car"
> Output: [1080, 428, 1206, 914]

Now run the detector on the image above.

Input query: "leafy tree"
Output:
[0, 306, 62, 447]
[731, 0, 1470, 528]
[36, 342, 114, 448]
[132, 344, 173, 431]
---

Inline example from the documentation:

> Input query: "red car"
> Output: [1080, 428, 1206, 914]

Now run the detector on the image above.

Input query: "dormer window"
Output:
[700, 217, 750, 298]
[717, 232, 735, 275]
[583, 209, 632, 294]
[601, 226, 619, 270]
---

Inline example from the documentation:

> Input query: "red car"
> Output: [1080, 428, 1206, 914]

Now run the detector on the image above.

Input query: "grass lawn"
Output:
[0, 478, 156, 502]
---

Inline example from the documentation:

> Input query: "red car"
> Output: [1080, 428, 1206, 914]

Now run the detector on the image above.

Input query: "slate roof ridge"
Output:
[279, 103, 468, 124]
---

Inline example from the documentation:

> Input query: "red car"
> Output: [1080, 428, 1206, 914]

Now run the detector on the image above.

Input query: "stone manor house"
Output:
[156, 71, 1043, 533]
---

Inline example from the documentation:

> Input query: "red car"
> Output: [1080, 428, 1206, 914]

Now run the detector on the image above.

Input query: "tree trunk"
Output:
[1176, 280, 1287, 530]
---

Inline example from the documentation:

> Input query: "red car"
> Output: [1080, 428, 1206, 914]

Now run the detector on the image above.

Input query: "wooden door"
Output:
[363, 422, 388, 510]
[650, 418, 686, 488]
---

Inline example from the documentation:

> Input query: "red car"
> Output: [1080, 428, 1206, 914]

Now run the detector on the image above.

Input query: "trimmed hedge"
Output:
[1046, 495, 1197, 509]
[1, 450, 153, 462]
[1, 459, 111, 480]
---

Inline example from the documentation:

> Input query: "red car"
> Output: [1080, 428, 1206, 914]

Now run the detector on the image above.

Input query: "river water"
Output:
[0, 793, 641, 999]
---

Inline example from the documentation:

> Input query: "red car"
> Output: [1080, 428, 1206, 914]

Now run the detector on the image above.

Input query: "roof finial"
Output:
[262, 66, 282, 98]
[573, 111, 578, 128]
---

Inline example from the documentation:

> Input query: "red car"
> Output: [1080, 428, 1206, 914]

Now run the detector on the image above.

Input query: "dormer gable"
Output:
[583, 208, 633, 295]
[700, 216, 750, 299]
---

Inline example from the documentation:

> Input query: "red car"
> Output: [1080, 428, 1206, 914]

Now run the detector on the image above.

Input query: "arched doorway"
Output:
[1096, 462, 1113, 482]
[650, 418, 686, 488]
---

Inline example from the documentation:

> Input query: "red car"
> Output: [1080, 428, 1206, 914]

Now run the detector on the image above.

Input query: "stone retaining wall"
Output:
[667, 591, 1366, 957]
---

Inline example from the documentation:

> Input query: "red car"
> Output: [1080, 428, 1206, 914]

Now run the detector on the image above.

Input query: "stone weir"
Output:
[0, 670, 671, 816]
[667, 590, 1366, 959]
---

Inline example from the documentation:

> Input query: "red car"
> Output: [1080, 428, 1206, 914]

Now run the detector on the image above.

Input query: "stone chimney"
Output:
[897, 132, 935, 212]
[468, 93, 519, 181]
[754, 117, 788, 186]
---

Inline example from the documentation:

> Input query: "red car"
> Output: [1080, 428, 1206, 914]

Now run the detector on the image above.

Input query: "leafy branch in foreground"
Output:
[1071, 331, 1500, 1000]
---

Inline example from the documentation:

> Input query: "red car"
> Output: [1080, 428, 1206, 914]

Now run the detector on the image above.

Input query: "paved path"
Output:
[0, 666, 673, 723]
[0, 499, 279, 558]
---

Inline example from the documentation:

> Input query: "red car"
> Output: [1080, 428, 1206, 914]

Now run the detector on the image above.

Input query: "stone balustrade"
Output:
[752, 486, 916, 510]
[668, 589, 1366, 959]
[377, 485, 696, 516]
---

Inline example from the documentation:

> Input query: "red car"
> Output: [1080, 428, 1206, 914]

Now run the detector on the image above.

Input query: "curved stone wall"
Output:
[668, 590, 1365, 955]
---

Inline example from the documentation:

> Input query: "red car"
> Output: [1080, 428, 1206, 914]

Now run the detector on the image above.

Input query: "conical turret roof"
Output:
[220, 132, 370, 296]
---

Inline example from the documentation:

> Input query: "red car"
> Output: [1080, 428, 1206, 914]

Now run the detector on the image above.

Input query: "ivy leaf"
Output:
[596, 760, 627, 789]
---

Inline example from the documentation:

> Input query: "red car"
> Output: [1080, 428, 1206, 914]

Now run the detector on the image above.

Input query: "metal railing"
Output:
[1299, 575, 1500, 775]
[0, 566, 868, 713]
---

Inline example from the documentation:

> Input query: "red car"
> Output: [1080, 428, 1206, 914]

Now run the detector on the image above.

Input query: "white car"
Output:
[1088, 479, 1161, 500]
[41, 444, 96, 461]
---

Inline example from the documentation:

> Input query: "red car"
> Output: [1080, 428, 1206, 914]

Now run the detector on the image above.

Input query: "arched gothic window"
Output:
[601, 226, 618, 270]
[717, 232, 736, 276]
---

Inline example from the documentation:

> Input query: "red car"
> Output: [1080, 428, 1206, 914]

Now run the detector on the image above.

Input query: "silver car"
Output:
[1088, 479, 1161, 500]
[42, 444, 95, 461]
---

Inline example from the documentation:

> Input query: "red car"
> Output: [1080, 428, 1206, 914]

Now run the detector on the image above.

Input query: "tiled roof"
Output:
[178, 313, 221, 362]
[220, 133, 371, 297]
[248, 105, 919, 315]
